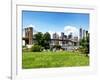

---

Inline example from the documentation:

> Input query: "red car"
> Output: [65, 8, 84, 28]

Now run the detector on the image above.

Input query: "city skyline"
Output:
[23, 27, 88, 41]
[22, 10, 89, 37]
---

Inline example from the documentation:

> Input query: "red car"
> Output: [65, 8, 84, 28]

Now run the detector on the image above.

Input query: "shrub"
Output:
[79, 34, 89, 55]
[53, 45, 61, 50]
[31, 44, 42, 52]
[22, 46, 26, 48]
[78, 46, 89, 56]
[78, 47, 85, 53]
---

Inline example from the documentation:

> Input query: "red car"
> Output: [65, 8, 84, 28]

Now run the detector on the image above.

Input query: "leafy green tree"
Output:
[85, 34, 89, 54]
[34, 32, 51, 49]
[79, 33, 89, 55]
[34, 32, 43, 46]
[80, 37, 86, 47]
[43, 32, 51, 49]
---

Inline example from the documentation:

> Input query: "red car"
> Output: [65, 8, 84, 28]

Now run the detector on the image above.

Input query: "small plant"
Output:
[31, 44, 42, 52]
[22, 46, 29, 52]
[22, 46, 26, 48]
[53, 45, 61, 50]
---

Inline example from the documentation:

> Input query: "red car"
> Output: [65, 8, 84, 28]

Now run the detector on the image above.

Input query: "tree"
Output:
[80, 37, 86, 47]
[34, 32, 51, 49]
[34, 32, 43, 46]
[79, 33, 89, 55]
[43, 32, 51, 49]
[85, 34, 89, 54]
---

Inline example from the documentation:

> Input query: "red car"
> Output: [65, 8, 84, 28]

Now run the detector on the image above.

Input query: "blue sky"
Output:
[22, 10, 89, 37]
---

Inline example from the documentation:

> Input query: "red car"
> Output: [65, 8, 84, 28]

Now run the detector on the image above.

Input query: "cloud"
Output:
[48, 26, 79, 39]
[64, 26, 79, 37]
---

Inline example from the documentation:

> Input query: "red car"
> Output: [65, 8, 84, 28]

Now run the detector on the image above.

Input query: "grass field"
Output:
[22, 51, 89, 69]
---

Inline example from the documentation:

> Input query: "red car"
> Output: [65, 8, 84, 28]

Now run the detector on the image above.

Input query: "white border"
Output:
[12, 2, 97, 80]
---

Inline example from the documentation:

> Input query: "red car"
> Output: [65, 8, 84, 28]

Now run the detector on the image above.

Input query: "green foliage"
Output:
[53, 45, 61, 50]
[34, 32, 43, 46]
[22, 46, 29, 52]
[22, 51, 89, 69]
[22, 46, 26, 48]
[43, 32, 51, 41]
[79, 34, 89, 54]
[31, 44, 42, 52]
[43, 32, 51, 49]
[34, 32, 51, 49]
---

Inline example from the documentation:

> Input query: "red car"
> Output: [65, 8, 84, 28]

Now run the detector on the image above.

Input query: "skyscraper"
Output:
[52, 33, 59, 45]
[83, 29, 86, 38]
[53, 33, 59, 39]
[79, 28, 83, 40]
[68, 33, 72, 39]
[86, 30, 89, 38]
[61, 32, 64, 39]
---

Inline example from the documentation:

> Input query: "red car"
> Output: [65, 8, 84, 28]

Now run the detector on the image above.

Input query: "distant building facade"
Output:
[52, 33, 59, 45]
[79, 28, 83, 40]
[83, 29, 86, 38]
[79, 28, 89, 40]
[86, 30, 89, 38]
[50, 32, 79, 50]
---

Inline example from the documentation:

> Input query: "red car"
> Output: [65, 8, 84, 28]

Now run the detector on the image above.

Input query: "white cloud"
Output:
[48, 26, 79, 39]
[64, 26, 79, 37]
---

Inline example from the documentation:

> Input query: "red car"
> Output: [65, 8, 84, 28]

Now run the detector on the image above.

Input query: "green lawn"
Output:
[22, 51, 89, 69]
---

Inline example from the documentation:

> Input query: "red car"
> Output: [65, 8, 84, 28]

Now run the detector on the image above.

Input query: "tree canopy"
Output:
[34, 32, 51, 49]
[79, 33, 89, 54]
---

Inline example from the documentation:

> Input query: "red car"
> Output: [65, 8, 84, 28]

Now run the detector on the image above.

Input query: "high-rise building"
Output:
[68, 33, 72, 39]
[86, 30, 89, 38]
[53, 33, 59, 39]
[61, 32, 64, 39]
[64, 35, 67, 40]
[79, 28, 83, 40]
[83, 29, 86, 38]
[60, 32, 65, 46]
[74, 36, 78, 41]
[52, 33, 59, 45]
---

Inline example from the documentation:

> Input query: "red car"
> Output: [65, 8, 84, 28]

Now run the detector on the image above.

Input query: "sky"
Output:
[22, 10, 89, 37]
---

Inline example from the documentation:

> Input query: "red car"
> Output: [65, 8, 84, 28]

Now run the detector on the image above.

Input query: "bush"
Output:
[78, 46, 89, 56]
[53, 45, 61, 50]
[31, 44, 42, 52]
[22, 46, 26, 48]
[78, 47, 85, 53]
[79, 35, 89, 55]
[22, 46, 29, 52]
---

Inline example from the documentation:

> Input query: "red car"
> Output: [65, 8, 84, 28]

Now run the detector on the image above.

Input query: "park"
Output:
[22, 11, 90, 69]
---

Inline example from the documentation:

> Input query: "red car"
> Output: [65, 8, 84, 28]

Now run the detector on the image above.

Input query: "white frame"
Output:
[12, 1, 97, 80]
